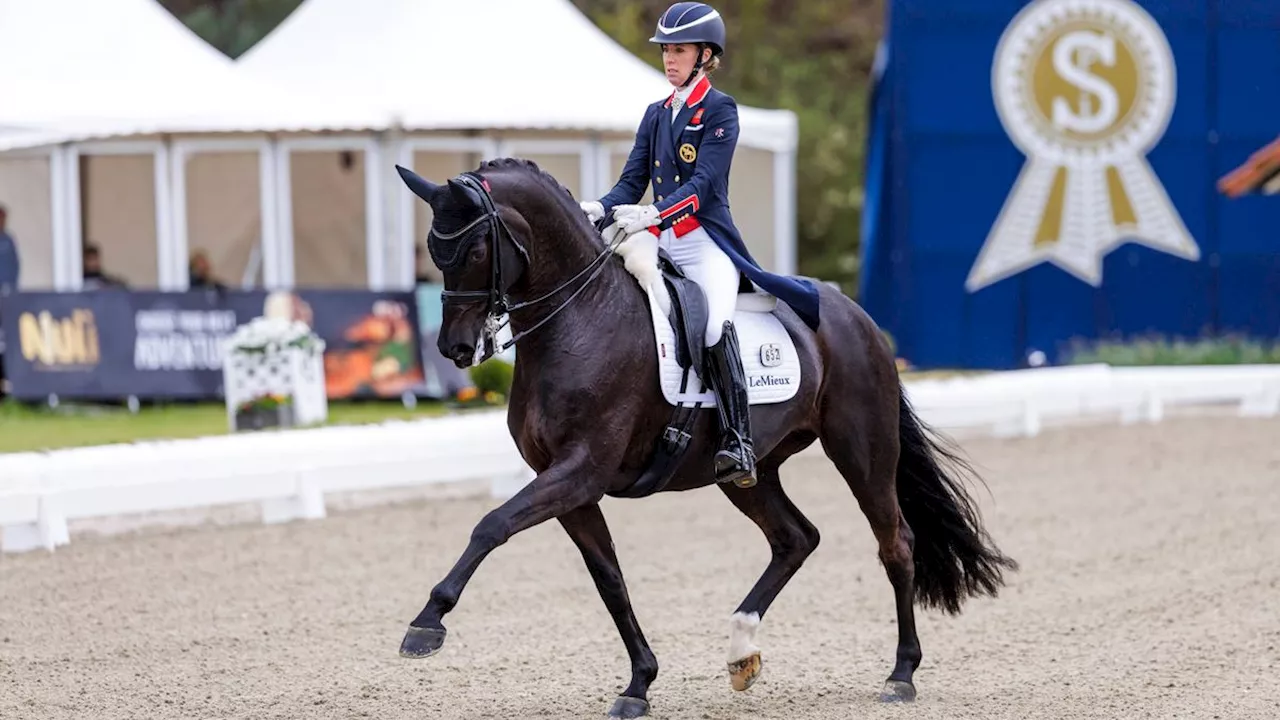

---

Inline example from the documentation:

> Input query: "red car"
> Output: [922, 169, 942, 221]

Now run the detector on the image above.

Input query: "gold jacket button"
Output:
[675, 175, 680, 182]
[657, 195, 664, 201]
[654, 160, 661, 167]
[655, 177, 662, 184]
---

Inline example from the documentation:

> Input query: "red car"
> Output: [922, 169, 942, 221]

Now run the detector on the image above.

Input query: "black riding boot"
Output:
[705, 320, 757, 488]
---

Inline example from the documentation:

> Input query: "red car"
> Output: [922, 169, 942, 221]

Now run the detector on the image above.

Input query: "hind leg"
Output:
[718, 461, 820, 691]
[819, 425, 921, 702]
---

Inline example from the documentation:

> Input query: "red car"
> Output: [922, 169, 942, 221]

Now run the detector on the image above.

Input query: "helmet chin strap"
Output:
[680, 44, 708, 88]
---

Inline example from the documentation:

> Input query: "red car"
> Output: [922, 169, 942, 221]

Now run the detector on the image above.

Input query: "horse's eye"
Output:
[469, 243, 486, 263]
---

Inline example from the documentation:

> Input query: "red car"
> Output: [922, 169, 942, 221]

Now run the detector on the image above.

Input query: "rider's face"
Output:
[662, 43, 708, 86]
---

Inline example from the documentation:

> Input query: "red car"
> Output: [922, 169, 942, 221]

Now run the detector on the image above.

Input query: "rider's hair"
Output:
[701, 45, 721, 74]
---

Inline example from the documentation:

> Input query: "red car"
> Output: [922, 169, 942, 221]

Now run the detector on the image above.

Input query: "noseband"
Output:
[429, 172, 627, 364]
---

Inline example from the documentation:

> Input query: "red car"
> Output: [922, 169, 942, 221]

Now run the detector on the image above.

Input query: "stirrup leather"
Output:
[705, 321, 757, 488]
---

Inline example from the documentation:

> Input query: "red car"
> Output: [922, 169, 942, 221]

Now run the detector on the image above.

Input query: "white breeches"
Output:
[657, 226, 738, 346]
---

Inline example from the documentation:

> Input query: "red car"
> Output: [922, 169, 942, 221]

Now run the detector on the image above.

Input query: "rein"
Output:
[434, 173, 627, 364]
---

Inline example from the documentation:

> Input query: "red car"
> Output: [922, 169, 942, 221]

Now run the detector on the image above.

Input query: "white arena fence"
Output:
[2, 363, 1277, 554]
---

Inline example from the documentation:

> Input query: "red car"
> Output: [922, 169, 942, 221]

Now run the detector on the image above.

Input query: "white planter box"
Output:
[223, 338, 328, 432]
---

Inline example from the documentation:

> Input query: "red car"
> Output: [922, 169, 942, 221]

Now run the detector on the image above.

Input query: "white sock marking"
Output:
[728, 611, 761, 663]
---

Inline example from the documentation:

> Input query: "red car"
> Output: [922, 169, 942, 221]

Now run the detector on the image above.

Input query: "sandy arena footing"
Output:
[2, 416, 1278, 719]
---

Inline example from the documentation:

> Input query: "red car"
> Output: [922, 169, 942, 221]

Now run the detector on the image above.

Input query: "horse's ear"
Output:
[395, 164, 439, 204]
[446, 177, 484, 210]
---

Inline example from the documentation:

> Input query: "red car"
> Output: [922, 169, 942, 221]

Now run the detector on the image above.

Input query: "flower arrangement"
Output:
[237, 392, 291, 414]
[224, 317, 324, 432]
[234, 392, 295, 431]
[227, 317, 324, 355]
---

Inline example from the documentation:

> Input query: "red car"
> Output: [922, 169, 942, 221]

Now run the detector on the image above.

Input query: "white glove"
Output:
[579, 200, 604, 223]
[613, 204, 661, 235]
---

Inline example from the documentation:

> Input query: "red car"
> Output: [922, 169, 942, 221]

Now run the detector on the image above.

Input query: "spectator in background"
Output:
[0, 205, 14, 398]
[81, 243, 128, 290]
[0, 205, 19, 294]
[189, 249, 228, 291]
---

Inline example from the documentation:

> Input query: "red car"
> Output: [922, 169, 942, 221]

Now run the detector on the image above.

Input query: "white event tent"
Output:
[237, 0, 800, 286]
[0, 0, 383, 291]
[0, 0, 799, 293]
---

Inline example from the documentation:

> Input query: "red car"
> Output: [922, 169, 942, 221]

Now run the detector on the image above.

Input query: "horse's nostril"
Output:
[448, 344, 475, 367]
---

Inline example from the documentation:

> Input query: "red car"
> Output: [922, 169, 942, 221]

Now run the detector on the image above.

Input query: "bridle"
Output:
[429, 172, 627, 365]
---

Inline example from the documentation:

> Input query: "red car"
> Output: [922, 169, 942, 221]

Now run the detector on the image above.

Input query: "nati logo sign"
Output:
[967, 0, 1200, 292]
[18, 309, 101, 370]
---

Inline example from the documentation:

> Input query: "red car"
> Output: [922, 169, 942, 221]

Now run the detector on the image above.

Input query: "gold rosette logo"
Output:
[967, 0, 1199, 292]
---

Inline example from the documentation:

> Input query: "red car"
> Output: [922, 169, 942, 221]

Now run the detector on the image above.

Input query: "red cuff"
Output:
[658, 195, 699, 220]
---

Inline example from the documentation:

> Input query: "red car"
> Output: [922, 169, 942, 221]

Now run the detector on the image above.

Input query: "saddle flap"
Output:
[657, 249, 709, 372]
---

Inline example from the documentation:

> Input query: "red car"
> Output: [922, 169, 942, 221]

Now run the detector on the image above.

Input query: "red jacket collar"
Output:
[664, 75, 712, 109]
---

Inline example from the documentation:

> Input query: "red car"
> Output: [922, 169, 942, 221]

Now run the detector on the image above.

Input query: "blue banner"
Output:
[860, 0, 1280, 369]
[0, 289, 425, 401]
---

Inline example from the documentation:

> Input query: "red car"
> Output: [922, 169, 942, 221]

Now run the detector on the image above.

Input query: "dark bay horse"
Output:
[394, 158, 1016, 718]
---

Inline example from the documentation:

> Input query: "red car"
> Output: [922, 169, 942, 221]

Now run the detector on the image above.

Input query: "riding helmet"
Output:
[649, 2, 726, 57]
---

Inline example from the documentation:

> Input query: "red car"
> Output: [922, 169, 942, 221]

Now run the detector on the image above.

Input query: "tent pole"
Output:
[380, 132, 403, 290]
[49, 145, 67, 290]
[773, 147, 797, 277]
[581, 137, 599, 201]
[259, 139, 282, 289]
[364, 136, 386, 291]
[66, 145, 83, 290]
[396, 140, 415, 290]
[594, 139, 613, 201]
[276, 142, 295, 288]
[154, 140, 179, 290]
[168, 144, 190, 291]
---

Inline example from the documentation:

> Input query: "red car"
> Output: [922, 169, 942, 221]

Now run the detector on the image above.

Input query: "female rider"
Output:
[580, 2, 821, 490]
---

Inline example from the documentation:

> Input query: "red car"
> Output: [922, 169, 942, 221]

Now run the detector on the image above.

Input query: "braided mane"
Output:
[477, 157, 578, 202]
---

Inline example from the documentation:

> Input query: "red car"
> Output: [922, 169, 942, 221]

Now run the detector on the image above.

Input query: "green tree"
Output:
[160, 0, 301, 59]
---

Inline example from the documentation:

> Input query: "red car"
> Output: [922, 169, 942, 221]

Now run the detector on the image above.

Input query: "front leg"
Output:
[559, 504, 658, 719]
[400, 450, 600, 658]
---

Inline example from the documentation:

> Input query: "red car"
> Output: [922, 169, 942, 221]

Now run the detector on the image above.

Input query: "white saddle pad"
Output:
[645, 290, 801, 407]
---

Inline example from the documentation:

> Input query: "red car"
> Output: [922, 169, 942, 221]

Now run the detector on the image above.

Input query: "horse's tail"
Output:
[895, 383, 1018, 614]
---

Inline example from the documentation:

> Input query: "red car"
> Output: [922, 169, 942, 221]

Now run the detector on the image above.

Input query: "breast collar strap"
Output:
[434, 174, 628, 364]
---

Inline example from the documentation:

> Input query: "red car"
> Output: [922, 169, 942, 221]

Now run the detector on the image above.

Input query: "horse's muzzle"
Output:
[445, 343, 475, 368]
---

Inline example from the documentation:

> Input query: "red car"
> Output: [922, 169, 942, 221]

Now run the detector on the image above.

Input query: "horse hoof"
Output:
[728, 652, 762, 691]
[608, 696, 649, 718]
[399, 625, 447, 659]
[878, 680, 917, 703]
